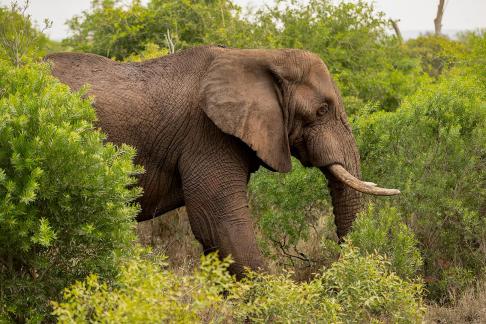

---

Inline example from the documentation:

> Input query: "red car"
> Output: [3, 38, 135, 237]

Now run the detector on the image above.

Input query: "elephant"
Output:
[45, 46, 399, 277]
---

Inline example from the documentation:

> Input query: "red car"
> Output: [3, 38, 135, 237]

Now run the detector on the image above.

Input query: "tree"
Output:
[63, 0, 246, 60]
[434, 0, 446, 36]
[389, 19, 403, 43]
[406, 34, 466, 78]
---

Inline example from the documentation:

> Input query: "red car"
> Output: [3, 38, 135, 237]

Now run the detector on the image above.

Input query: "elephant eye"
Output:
[317, 102, 329, 117]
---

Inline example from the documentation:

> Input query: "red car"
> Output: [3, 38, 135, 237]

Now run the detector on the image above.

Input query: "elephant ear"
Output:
[201, 53, 291, 172]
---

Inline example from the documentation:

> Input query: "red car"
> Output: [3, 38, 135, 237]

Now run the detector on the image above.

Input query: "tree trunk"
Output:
[390, 19, 403, 43]
[434, 0, 446, 35]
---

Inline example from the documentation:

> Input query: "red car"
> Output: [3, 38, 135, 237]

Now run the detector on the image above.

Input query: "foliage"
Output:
[406, 34, 467, 78]
[236, 244, 425, 323]
[249, 162, 423, 282]
[53, 250, 235, 323]
[0, 1, 51, 66]
[53, 244, 425, 323]
[63, 0, 246, 60]
[0, 61, 142, 321]
[319, 244, 425, 323]
[123, 42, 169, 62]
[457, 29, 486, 83]
[234, 271, 341, 323]
[347, 204, 423, 280]
[250, 159, 329, 251]
[249, 159, 343, 278]
[355, 73, 486, 301]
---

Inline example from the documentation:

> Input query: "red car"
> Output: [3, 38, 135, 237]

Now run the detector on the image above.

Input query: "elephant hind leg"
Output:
[136, 165, 185, 222]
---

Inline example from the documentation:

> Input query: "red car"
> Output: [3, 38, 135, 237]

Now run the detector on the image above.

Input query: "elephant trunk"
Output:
[320, 158, 363, 240]
[322, 162, 400, 239]
[310, 122, 399, 239]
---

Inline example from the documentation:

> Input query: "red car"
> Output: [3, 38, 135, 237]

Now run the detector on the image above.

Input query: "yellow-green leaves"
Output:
[31, 218, 57, 247]
[53, 245, 425, 323]
[0, 62, 141, 321]
[355, 73, 486, 301]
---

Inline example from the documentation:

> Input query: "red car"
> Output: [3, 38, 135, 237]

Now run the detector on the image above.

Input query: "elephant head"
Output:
[202, 48, 399, 239]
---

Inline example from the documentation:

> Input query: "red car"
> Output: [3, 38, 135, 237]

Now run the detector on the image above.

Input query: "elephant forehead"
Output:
[307, 61, 332, 86]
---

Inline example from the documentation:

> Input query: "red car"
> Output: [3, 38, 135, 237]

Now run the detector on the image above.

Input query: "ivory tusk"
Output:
[363, 181, 377, 187]
[328, 164, 400, 196]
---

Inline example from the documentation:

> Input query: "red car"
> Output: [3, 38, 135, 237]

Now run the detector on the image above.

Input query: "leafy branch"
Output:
[0, 0, 51, 66]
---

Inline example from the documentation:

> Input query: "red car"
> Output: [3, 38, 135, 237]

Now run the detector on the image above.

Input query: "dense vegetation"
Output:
[0, 54, 142, 322]
[0, 0, 484, 322]
[53, 246, 425, 323]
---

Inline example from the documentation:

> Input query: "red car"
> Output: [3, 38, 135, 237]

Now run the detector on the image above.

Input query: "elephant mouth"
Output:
[327, 164, 400, 196]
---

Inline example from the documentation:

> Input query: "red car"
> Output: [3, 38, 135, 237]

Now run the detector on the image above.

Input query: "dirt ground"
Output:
[136, 208, 202, 270]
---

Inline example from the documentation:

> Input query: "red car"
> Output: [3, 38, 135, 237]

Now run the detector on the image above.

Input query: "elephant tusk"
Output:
[328, 164, 400, 196]
[363, 181, 377, 187]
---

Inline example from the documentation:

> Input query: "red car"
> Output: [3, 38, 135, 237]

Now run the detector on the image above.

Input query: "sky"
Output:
[1, 0, 485, 40]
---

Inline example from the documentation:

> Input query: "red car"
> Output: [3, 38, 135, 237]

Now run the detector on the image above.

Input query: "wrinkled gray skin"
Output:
[46, 46, 363, 277]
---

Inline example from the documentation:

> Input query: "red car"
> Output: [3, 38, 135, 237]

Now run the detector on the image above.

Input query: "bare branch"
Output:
[389, 19, 403, 43]
[165, 29, 175, 54]
[434, 0, 446, 35]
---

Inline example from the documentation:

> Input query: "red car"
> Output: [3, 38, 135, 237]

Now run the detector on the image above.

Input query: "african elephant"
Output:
[46, 46, 399, 277]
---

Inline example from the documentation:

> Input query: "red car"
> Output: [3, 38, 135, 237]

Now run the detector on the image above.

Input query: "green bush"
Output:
[53, 251, 235, 323]
[457, 30, 486, 83]
[249, 157, 424, 283]
[319, 244, 425, 323]
[355, 73, 486, 301]
[53, 244, 425, 323]
[0, 2, 51, 66]
[406, 34, 467, 78]
[347, 204, 423, 279]
[0, 61, 142, 321]
[249, 158, 330, 254]
[234, 271, 341, 323]
[63, 0, 247, 60]
[123, 42, 169, 62]
[236, 244, 425, 323]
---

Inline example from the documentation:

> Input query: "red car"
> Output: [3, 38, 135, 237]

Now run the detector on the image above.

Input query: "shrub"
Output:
[457, 30, 486, 83]
[249, 158, 330, 256]
[234, 271, 341, 323]
[0, 2, 51, 66]
[320, 244, 425, 323]
[355, 73, 486, 301]
[53, 251, 235, 323]
[406, 34, 467, 78]
[124, 42, 169, 62]
[0, 61, 142, 321]
[236, 244, 425, 323]
[347, 203, 423, 279]
[54, 244, 425, 323]
[63, 0, 247, 60]
[248, 154, 424, 282]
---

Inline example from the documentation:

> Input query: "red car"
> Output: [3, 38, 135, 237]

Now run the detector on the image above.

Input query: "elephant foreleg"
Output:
[180, 153, 266, 278]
